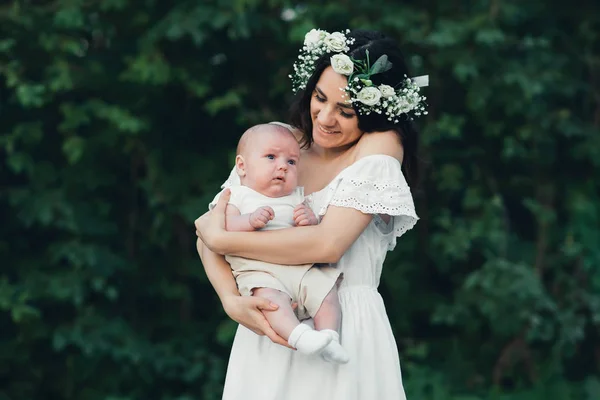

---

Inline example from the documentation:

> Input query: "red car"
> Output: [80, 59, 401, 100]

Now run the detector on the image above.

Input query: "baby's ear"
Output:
[235, 155, 246, 177]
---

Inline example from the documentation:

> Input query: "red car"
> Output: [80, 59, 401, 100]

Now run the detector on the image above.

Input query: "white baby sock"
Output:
[288, 323, 332, 355]
[320, 329, 350, 364]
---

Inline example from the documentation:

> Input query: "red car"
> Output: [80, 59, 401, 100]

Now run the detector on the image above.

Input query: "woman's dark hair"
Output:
[289, 29, 420, 187]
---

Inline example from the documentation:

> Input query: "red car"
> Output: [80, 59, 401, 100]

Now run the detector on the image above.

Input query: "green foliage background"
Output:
[1, 1, 599, 399]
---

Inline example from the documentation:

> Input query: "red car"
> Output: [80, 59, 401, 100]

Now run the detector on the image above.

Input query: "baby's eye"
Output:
[288, 160, 296, 166]
[266, 154, 275, 160]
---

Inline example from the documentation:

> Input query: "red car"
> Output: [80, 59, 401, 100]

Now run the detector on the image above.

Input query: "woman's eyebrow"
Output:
[315, 86, 354, 110]
[315, 86, 327, 98]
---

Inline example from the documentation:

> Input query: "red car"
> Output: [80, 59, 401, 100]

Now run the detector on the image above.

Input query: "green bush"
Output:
[1, 1, 598, 398]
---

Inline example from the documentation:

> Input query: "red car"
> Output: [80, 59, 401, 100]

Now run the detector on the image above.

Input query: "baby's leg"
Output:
[313, 285, 342, 332]
[312, 285, 349, 364]
[253, 287, 331, 354]
[252, 287, 299, 338]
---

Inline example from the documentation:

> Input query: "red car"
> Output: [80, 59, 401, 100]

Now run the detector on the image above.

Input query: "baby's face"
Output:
[241, 130, 300, 197]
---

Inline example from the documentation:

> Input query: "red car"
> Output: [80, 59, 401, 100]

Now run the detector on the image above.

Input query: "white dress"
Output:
[218, 154, 419, 400]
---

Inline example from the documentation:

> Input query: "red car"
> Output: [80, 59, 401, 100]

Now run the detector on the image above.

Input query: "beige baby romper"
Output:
[211, 185, 341, 319]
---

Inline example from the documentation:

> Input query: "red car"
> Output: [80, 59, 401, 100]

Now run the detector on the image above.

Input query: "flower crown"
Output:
[290, 29, 429, 122]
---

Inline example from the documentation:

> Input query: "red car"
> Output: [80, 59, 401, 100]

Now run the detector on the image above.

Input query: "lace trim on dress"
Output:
[327, 179, 414, 213]
[318, 175, 419, 251]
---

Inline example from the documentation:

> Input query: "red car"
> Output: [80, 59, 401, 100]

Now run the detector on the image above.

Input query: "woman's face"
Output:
[310, 66, 363, 150]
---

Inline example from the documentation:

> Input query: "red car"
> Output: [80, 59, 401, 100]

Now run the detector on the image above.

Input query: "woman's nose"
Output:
[316, 104, 335, 127]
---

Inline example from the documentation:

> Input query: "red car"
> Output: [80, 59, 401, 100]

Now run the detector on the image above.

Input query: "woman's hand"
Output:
[195, 189, 231, 253]
[221, 295, 295, 349]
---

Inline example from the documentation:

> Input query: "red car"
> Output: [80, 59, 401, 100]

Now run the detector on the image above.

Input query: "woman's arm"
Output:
[197, 238, 240, 303]
[196, 238, 292, 348]
[200, 192, 372, 264]
[233, 206, 373, 263]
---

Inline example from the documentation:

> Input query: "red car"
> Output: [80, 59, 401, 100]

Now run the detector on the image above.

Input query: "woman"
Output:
[196, 29, 426, 400]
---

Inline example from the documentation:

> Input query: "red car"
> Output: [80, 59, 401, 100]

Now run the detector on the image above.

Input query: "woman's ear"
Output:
[235, 155, 246, 177]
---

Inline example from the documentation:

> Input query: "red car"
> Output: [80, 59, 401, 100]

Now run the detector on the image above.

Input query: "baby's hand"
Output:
[293, 203, 318, 226]
[249, 206, 275, 229]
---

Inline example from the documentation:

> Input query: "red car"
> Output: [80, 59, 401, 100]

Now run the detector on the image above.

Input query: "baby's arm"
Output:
[293, 203, 319, 226]
[225, 204, 275, 232]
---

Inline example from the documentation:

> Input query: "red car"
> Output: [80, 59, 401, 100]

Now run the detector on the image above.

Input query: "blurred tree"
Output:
[0, 0, 598, 399]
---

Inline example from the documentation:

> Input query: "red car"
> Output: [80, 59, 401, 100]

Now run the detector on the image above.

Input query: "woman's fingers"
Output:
[194, 189, 230, 250]
[245, 313, 292, 348]
[249, 328, 263, 336]
[214, 188, 231, 212]
[195, 189, 230, 233]
[222, 292, 294, 349]
[252, 296, 279, 311]
[248, 297, 293, 348]
[260, 320, 294, 348]
[194, 212, 208, 237]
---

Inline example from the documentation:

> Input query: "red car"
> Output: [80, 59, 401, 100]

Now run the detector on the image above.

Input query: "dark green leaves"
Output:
[1, 1, 598, 400]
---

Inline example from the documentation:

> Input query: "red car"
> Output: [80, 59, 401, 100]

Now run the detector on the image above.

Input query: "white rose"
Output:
[356, 87, 382, 106]
[323, 31, 347, 53]
[304, 29, 325, 50]
[379, 84, 396, 98]
[330, 54, 354, 76]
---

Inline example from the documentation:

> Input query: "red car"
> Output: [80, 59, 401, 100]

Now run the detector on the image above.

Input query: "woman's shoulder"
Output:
[355, 130, 403, 164]
[333, 131, 406, 182]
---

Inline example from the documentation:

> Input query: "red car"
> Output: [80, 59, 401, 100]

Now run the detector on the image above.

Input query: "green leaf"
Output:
[0, 38, 16, 52]
[15, 84, 45, 107]
[11, 304, 40, 323]
[62, 136, 85, 165]
[369, 54, 393, 75]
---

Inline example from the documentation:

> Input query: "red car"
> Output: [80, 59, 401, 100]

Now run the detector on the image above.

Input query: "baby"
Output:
[210, 123, 348, 364]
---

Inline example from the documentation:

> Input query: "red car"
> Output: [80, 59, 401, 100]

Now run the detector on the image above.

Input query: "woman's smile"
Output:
[317, 124, 339, 135]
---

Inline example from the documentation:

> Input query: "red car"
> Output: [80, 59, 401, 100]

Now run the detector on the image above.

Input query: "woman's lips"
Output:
[317, 123, 338, 134]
